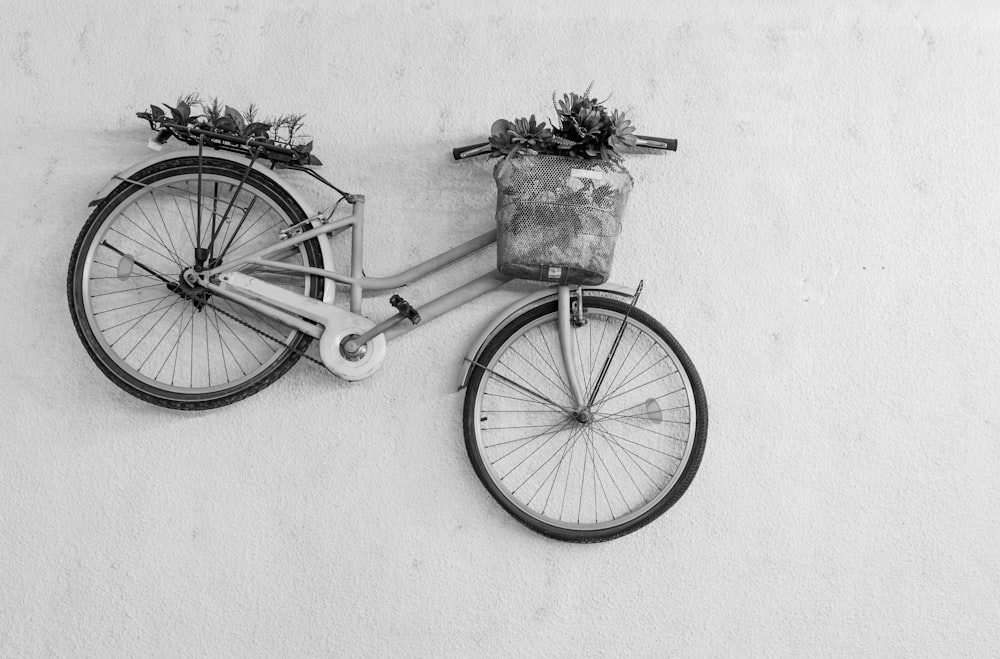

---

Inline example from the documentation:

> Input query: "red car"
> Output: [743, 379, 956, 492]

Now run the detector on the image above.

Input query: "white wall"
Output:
[2, 1, 998, 656]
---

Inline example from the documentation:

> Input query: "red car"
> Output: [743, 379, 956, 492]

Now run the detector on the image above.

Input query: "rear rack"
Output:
[136, 114, 323, 166]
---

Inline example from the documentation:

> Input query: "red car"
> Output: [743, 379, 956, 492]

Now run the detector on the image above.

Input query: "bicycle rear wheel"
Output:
[463, 295, 707, 542]
[67, 157, 325, 409]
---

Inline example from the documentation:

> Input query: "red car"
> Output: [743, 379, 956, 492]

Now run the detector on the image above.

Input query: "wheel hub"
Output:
[168, 268, 212, 310]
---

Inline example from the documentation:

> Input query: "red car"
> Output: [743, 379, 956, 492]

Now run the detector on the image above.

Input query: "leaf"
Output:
[224, 105, 246, 133]
[491, 118, 512, 136]
[164, 104, 182, 123]
[298, 140, 313, 154]
[176, 100, 191, 122]
[244, 121, 271, 138]
[150, 105, 165, 119]
[214, 116, 237, 132]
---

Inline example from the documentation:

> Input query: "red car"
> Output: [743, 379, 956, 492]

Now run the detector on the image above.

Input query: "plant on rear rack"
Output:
[136, 94, 319, 165]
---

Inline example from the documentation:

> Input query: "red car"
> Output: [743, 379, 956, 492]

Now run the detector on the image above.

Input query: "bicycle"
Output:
[66, 116, 707, 542]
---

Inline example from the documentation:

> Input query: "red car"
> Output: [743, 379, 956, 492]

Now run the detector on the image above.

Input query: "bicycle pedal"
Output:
[389, 294, 421, 324]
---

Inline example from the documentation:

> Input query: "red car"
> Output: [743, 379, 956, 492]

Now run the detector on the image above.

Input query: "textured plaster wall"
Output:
[2, 0, 999, 656]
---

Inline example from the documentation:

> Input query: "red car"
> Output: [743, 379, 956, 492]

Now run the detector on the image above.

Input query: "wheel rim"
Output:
[78, 172, 316, 398]
[472, 305, 698, 532]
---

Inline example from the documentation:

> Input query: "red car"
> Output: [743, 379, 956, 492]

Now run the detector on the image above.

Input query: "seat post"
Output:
[347, 194, 366, 313]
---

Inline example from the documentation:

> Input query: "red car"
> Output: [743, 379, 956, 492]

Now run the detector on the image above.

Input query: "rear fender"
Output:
[457, 283, 637, 390]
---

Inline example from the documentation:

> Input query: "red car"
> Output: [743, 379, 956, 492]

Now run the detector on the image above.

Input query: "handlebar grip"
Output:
[635, 135, 678, 151]
[453, 142, 492, 160]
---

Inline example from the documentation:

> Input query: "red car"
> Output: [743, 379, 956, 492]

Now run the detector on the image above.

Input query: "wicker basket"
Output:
[493, 154, 633, 285]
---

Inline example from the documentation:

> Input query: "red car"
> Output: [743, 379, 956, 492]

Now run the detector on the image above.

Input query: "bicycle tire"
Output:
[67, 157, 325, 410]
[463, 296, 707, 542]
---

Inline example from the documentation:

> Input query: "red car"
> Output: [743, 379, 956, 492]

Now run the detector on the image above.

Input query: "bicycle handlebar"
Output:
[452, 136, 677, 160]
[452, 143, 492, 160]
[634, 135, 678, 151]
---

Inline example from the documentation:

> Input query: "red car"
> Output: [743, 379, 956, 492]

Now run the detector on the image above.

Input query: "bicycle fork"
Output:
[557, 286, 588, 411]
[556, 280, 643, 417]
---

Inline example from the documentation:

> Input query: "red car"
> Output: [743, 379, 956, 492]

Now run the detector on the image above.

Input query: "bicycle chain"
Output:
[204, 300, 327, 369]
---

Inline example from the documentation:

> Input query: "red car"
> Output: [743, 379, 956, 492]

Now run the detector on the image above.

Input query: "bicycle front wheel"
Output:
[67, 157, 326, 410]
[463, 295, 707, 542]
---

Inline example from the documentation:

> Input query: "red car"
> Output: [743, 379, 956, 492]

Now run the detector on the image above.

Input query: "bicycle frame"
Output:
[100, 147, 607, 409]
[198, 194, 513, 341]
[195, 191, 599, 408]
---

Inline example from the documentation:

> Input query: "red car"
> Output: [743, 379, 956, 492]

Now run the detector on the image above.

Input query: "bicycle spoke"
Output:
[588, 314, 610, 393]
[597, 381, 685, 410]
[207, 306, 229, 383]
[510, 426, 583, 496]
[592, 354, 675, 408]
[95, 291, 175, 318]
[576, 438, 590, 524]
[136, 195, 186, 266]
[219, 207, 276, 257]
[166, 187, 197, 252]
[540, 432, 580, 515]
[120, 297, 184, 361]
[481, 408, 567, 414]
[136, 303, 189, 371]
[481, 390, 566, 410]
[597, 334, 650, 400]
[152, 306, 197, 379]
[590, 435, 624, 518]
[472, 359, 573, 414]
[89, 282, 169, 298]
[593, 424, 672, 480]
[504, 345, 571, 402]
[107, 228, 179, 270]
[218, 196, 260, 260]
[523, 425, 586, 504]
[592, 416, 686, 457]
[120, 212, 184, 269]
[591, 425, 647, 499]
[499, 419, 570, 481]
[205, 307, 265, 371]
[521, 327, 571, 398]
[590, 329, 642, 404]
[595, 412, 691, 441]
[99, 242, 175, 284]
[600, 400, 689, 419]
[101, 294, 177, 338]
[483, 418, 574, 452]
[558, 428, 578, 519]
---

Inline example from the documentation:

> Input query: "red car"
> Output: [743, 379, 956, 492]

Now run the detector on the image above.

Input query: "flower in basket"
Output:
[488, 85, 639, 162]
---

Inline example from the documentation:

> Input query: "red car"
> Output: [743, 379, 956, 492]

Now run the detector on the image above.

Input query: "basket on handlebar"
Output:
[494, 154, 632, 285]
